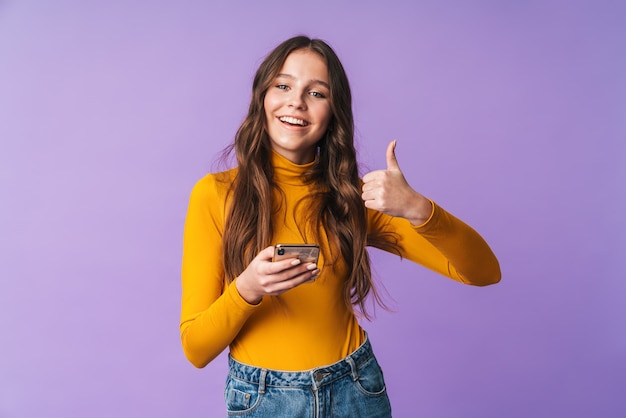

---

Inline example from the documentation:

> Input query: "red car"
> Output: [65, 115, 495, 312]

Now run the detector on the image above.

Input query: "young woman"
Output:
[180, 36, 500, 417]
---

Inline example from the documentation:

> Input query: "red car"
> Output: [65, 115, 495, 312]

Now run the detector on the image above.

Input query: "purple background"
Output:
[1, 0, 624, 417]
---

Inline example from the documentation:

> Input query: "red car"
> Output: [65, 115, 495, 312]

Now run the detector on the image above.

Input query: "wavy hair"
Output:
[221, 36, 397, 318]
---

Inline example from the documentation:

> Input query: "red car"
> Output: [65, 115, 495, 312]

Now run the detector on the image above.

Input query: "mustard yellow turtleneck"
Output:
[180, 151, 500, 370]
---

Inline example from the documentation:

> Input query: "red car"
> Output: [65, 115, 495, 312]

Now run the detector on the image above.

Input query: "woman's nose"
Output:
[288, 91, 306, 109]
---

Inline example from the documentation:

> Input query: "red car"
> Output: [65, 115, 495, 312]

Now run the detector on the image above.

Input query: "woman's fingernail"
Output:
[307, 263, 317, 270]
[291, 259, 301, 266]
[311, 269, 320, 276]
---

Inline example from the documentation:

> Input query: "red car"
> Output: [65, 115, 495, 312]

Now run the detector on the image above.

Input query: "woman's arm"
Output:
[180, 175, 260, 368]
[363, 141, 501, 285]
[370, 202, 501, 285]
[180, 174, 322, 368]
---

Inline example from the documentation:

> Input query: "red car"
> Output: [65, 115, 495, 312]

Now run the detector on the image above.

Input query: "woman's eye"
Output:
[310, 91, 326, 98]
[276, 84, 289, 90]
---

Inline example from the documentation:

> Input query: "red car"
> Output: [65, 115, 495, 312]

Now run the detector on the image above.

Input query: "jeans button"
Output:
[314, 371, 322, 383]
[314, 371, 329, 384]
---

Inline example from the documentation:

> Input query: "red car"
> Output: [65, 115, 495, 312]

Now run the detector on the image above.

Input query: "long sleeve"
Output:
[180, 174, 260, 368]
[368, 201, 501, 285]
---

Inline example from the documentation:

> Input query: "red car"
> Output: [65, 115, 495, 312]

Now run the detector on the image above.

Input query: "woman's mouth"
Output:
[279, 116, 309, 126]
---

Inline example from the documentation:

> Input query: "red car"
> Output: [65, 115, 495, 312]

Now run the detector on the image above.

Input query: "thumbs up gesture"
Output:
[361, 140, 433, 225]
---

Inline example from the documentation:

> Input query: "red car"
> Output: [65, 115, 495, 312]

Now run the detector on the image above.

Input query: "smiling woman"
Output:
[264, 49, 332, 164]
[180, 35, 500, 417]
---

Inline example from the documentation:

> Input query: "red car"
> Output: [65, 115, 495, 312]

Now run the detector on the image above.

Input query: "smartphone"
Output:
[273, 244, 320, 264]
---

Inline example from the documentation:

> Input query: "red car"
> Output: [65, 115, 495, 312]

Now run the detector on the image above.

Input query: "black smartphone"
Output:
[273, 244, 320, 264]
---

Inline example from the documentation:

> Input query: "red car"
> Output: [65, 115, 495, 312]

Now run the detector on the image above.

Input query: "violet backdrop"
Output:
[1, 0, 624, 417]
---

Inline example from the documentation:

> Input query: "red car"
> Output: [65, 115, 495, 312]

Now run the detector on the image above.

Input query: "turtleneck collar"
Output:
[271, 150, 317, 186]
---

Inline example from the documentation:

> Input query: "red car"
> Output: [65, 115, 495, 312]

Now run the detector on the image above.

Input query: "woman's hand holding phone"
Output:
[235, 246, 319, 305]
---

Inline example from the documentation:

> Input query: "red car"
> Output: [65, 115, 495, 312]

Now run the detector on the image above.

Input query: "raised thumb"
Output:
[386, 140, 400, 171]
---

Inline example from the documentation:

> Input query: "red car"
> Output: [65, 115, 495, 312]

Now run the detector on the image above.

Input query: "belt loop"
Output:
[259, 369, 267, 394]
[346, 355, 358, 381]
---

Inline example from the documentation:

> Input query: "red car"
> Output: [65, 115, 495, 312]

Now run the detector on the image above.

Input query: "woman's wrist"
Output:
[405, 195, 433, 226]
[235, 276, 262, 305]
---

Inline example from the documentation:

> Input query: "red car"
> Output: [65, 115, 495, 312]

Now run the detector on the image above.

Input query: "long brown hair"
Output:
[221, 36, 397, 318]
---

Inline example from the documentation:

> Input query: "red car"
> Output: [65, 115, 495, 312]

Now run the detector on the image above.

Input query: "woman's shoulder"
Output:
[190, 167, 238, 201]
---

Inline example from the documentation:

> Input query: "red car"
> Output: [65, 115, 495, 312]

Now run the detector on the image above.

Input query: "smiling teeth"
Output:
[279, 116, 308, 126]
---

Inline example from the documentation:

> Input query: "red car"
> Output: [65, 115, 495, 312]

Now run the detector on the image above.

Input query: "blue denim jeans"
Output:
[225, 337, 392, 417]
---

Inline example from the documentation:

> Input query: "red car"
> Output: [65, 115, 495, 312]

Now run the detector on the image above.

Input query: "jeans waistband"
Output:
[228, 336, 374, 389]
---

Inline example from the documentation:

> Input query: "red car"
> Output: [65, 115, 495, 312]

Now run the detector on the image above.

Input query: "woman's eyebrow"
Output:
[276, 73, 330, 89]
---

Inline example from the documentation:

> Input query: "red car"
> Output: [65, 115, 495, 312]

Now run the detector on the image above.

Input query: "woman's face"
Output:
[264, 49, 332, 164]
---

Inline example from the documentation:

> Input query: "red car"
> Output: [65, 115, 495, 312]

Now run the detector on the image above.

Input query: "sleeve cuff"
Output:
[227, 279, 263, 310]
[411, 198, 437, 228]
